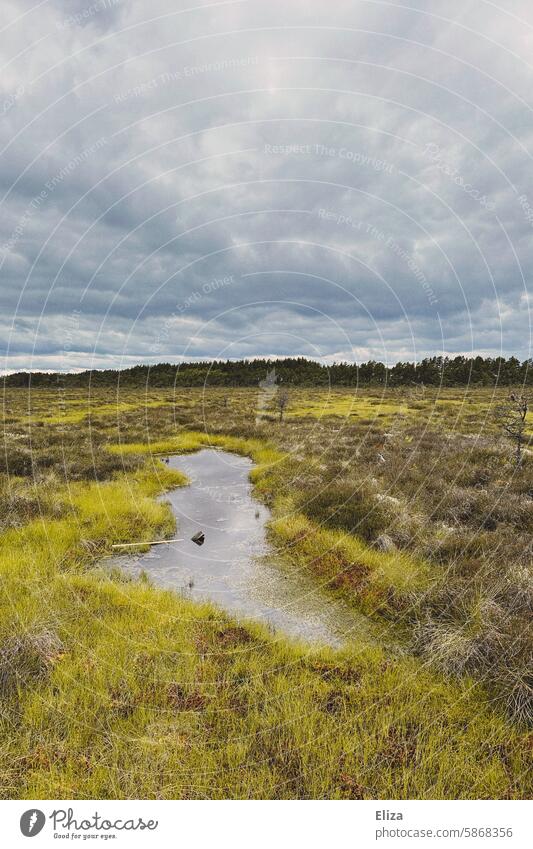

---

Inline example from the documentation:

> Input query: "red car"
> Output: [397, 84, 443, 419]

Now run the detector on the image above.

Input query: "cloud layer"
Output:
[1, 0, 532, 371]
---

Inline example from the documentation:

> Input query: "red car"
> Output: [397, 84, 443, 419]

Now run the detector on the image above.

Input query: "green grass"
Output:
[285, 388, 533, 434]
[0, 387, 531, 799]
[38, 399, 170, 425]
[271, 509, 429, 602]
[0, 454, 529, 799]
[289, 395, 409, 422]
[108, 429, 285, 465]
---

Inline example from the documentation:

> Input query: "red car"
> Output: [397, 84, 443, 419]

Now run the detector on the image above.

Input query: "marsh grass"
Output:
[0, 385, 531, 798]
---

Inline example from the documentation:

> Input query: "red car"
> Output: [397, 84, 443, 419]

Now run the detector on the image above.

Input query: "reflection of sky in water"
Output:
[115, 449, 387, 648]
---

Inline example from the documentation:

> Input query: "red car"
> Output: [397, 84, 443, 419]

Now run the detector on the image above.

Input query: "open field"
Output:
[0, 384, 531, 799]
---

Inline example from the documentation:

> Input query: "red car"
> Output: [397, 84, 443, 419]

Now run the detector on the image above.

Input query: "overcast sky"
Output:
[1, 0, 532, 372]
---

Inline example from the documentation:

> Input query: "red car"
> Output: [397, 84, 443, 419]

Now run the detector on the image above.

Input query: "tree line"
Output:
[3, 355, 533, 389]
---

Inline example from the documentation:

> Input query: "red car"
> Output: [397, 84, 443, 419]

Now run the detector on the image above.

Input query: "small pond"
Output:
[112, 449, 387, 648]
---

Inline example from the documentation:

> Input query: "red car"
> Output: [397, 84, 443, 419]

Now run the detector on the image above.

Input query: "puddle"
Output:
[112, 449, 388, 648]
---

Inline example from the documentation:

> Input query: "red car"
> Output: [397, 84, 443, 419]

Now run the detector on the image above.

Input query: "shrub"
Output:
[300, 479, 393, 542]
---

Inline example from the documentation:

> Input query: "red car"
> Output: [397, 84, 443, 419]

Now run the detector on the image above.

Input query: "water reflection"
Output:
[114, 449, 386, 648]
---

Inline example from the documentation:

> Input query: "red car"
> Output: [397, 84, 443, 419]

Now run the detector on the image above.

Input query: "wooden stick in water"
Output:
[111, 538, 185, 549]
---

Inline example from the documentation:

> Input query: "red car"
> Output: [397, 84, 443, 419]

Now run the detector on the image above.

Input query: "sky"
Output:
[1, 0, 533, 372]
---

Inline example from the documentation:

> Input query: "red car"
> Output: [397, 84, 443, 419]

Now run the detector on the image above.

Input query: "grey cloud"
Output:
[1, 0, 532, 370]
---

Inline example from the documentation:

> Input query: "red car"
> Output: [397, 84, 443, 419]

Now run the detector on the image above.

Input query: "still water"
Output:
[114, 449, 386, 648]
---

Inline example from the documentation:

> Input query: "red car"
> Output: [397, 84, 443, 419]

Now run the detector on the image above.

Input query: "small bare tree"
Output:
[495, 393, 529, 466]
[278, 387, 289, 422]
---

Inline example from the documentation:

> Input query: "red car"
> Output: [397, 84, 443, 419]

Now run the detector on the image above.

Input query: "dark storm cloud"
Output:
[0, 0, 532, 371]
